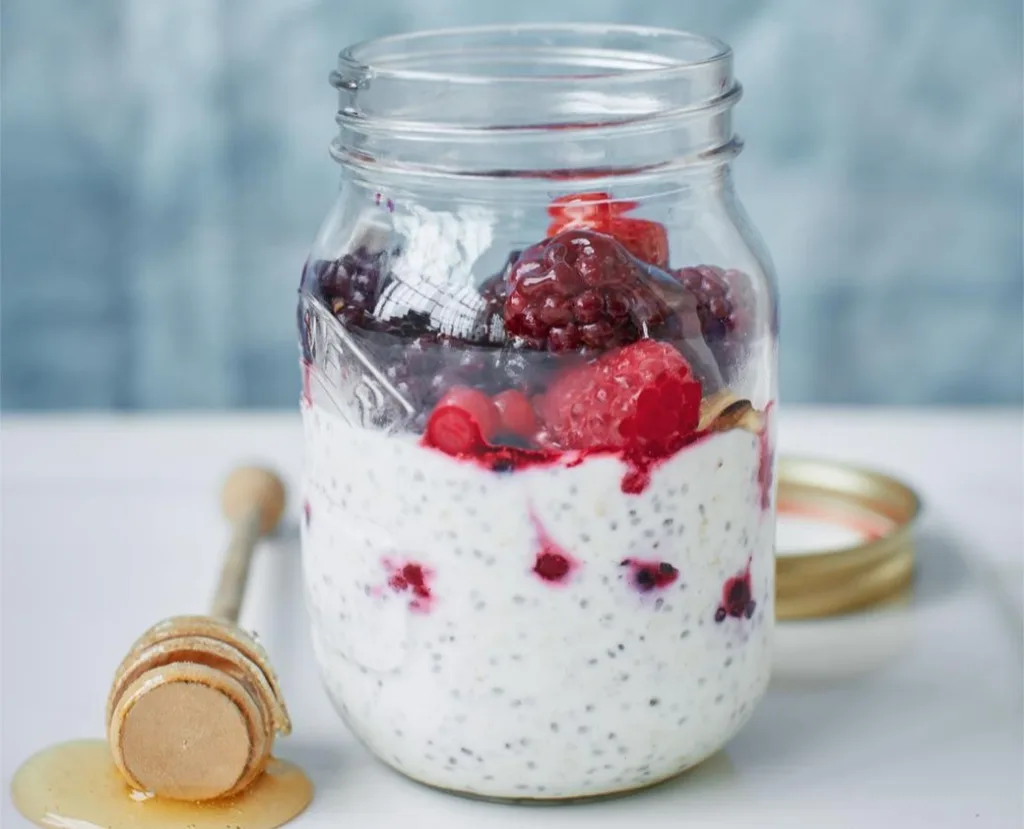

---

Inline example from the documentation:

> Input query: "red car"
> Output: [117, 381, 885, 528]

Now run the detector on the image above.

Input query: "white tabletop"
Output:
[2, 408, 1022, 828]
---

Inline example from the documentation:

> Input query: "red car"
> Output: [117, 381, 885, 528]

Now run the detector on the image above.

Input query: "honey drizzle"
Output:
[11, 740, 313, 829]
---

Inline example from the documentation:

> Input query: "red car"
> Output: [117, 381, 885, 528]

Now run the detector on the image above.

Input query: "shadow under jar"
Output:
[298, 24, 779, 802]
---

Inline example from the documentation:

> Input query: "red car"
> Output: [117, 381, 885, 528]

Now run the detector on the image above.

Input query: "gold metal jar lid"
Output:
[774, 456, 921, 620]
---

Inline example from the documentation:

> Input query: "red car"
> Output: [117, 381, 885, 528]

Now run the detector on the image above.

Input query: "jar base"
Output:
[378, 752, 723, 805]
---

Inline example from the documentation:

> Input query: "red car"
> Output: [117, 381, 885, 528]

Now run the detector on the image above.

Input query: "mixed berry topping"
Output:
[504, 229, 671, 352]
[301, 193, 766, 481]
[621, 559, 679, 592]
[715, 563, 756, 622]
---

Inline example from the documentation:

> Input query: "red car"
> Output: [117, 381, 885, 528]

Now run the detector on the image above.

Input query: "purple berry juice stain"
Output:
[715, 558, 756, 622]
[620, 559, 679, 592]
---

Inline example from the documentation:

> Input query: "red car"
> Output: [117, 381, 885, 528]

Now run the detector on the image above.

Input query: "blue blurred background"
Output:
[1, 0, 1021, 411]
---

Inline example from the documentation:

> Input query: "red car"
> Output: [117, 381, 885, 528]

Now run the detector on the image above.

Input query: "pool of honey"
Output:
[11, 739, 313, 829]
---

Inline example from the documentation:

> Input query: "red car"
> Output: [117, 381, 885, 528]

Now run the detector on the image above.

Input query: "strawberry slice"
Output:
[538, 340, 701, 457]
[546, 192, 669, 268]
[492, 389, 538, 439]
[424, 387, 500, 457]
[546, 192, 637, 225]
[606, 217, 669, 270]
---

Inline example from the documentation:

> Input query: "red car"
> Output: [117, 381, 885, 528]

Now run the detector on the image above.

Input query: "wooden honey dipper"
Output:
[105, 466, 293, 802]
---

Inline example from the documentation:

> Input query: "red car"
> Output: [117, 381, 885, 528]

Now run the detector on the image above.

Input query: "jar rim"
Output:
[331, 23, 740, 179]
[337, 23, 732, 87]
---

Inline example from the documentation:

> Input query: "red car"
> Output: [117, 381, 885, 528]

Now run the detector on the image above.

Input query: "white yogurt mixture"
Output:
[300, 402, 774, 799]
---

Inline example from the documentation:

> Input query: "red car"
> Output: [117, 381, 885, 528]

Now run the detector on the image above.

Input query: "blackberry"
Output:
[505, 230, 670, 352]
[672, 266, 741, 340]
[670, 265, 751, 377]
[310, 248, 390, 328]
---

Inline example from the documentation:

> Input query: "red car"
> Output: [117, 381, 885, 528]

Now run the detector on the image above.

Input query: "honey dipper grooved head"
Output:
[221, 466, 287, 535]
[110, 662, 265, 801]
[107, 616, 291, 801]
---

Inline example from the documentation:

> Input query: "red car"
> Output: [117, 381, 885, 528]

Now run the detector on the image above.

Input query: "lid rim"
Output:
[774, 455, 921, 621]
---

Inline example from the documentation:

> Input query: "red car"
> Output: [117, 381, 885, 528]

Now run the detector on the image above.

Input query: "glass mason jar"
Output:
[298, 24, 778, 801]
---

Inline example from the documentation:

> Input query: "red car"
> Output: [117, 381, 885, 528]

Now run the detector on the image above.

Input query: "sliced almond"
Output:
[699, 390, 764, 434]
[699, 390, 737, 431]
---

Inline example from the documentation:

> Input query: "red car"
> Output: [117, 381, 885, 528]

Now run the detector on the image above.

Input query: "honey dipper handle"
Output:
[212, 466, 287, 622]
[209, 506, 263, 622]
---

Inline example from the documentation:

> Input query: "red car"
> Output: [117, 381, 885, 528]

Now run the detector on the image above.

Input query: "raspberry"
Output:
[538, 340, 702, 456]
[492, 389, 538, 439]
[423, 386, 500, 457]
[505, 230, 670, 352]
[546, 192, 669, 268]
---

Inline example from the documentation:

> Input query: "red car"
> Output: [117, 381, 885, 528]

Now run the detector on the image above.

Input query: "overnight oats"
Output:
[297, 25, 779, 800]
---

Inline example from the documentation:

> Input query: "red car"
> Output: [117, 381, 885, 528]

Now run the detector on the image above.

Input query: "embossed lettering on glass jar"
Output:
[298, 24, 779, 802]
